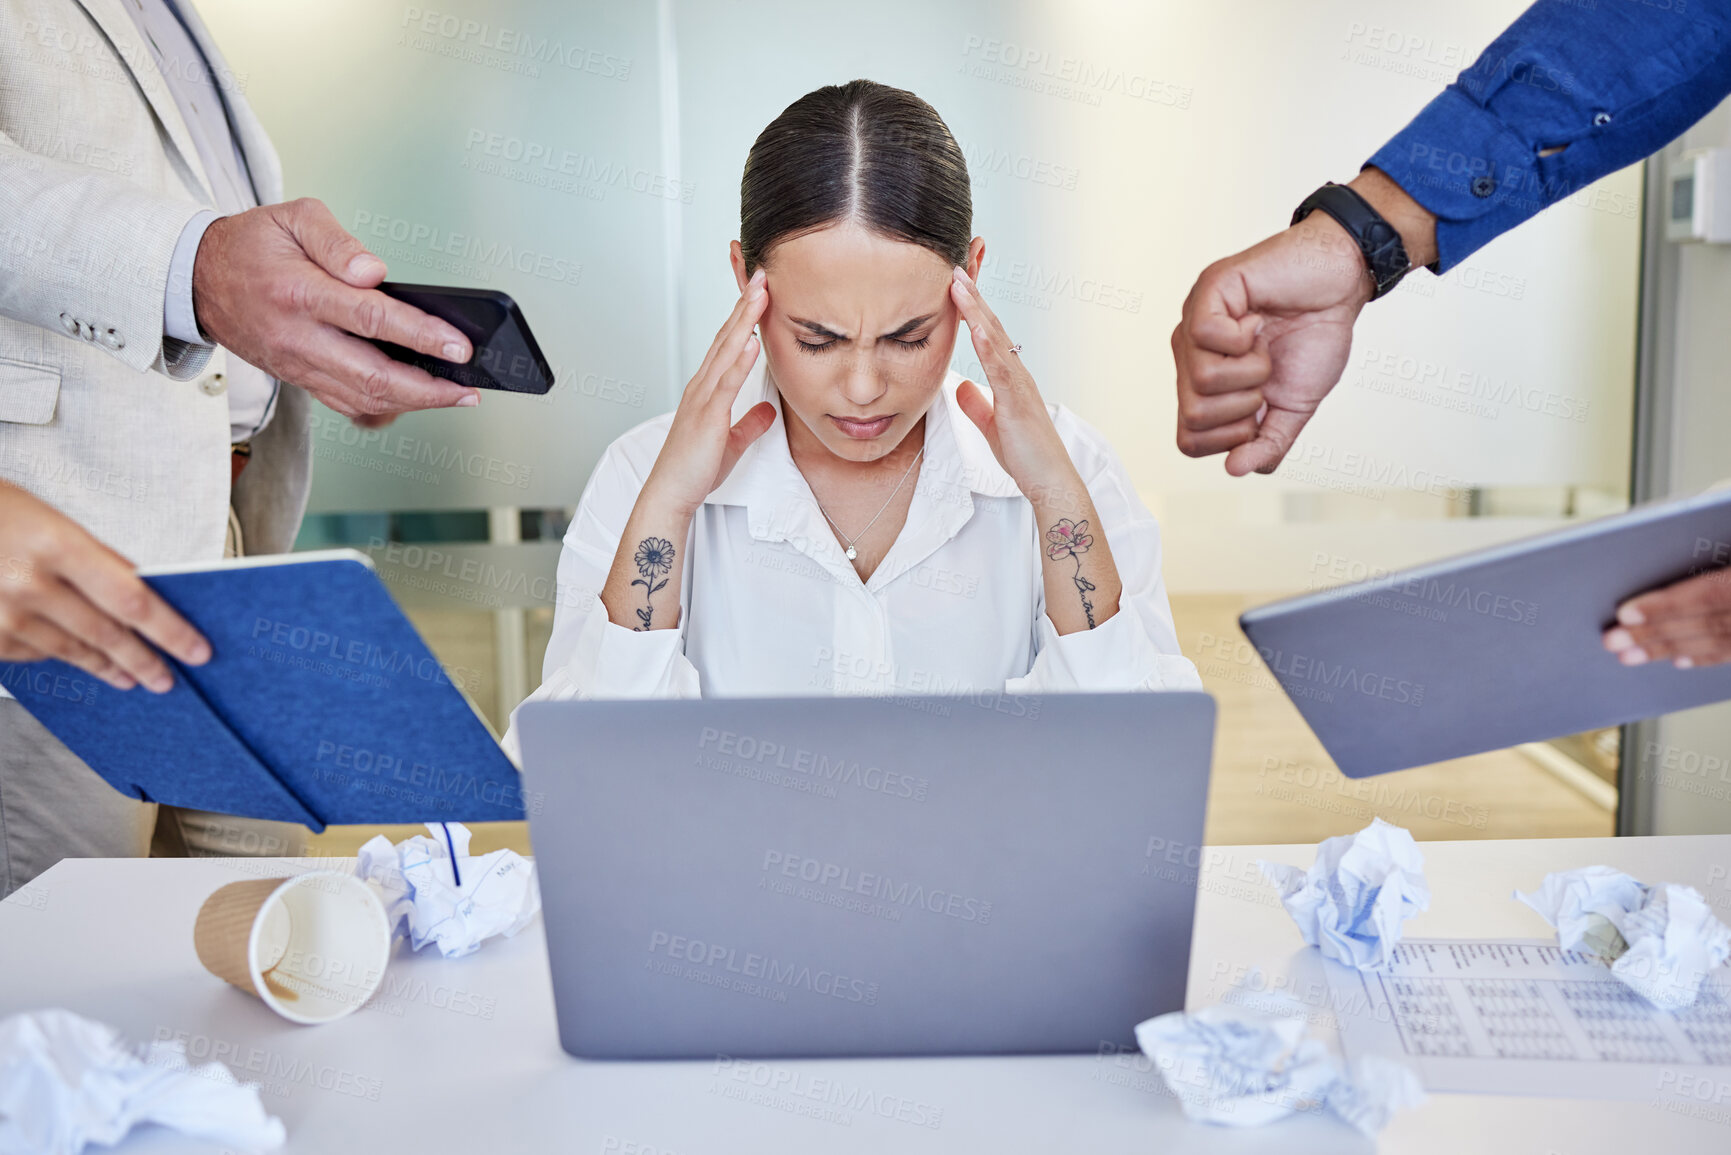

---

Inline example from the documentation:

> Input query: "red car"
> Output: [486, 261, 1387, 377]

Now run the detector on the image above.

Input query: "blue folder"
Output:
[0, 551, 528, 831]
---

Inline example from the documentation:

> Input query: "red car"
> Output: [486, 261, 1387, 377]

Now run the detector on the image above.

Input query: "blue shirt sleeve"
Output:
[1368, 0, 1731, 270]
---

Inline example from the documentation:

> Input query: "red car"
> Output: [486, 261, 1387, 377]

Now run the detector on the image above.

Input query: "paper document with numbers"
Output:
[1327, 939, 1731, 1099]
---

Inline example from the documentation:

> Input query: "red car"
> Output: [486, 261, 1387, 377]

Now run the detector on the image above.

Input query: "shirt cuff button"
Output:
[1470, 175, 1498, 198]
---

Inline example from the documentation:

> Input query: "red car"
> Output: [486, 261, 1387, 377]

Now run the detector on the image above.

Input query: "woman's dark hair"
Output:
[739, 80, 971, 273]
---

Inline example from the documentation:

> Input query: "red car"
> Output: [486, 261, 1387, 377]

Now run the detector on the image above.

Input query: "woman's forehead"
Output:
[765, 225, 953, 322]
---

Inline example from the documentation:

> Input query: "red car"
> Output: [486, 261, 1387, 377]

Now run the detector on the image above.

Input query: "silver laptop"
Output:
[1239, 486, 1731, 778]
[516, 692, 1215, 1059]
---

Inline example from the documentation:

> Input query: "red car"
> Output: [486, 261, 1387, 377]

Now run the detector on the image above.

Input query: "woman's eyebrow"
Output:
[881, 313, 937, 340]
[789, 317, 846, 340]
[786, 313, 938, 341]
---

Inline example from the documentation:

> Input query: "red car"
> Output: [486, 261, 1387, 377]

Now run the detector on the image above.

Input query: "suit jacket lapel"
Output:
[72, 0, 213, 200]
[169, 0, 284, 204]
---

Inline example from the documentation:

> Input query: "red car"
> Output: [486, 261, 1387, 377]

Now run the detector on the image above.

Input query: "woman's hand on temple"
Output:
[949, 267, 1079, 502]
[602, 271, 776, 632]
[950, 267, 1121, 633]
[641, 269, 778, 515]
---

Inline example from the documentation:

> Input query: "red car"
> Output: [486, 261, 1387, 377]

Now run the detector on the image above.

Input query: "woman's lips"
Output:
[828, 414, 895, 439]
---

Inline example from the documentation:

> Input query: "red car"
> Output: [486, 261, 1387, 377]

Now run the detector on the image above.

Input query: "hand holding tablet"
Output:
[1606, 554, 1731, 669]
[1240, 487, 1731, 778]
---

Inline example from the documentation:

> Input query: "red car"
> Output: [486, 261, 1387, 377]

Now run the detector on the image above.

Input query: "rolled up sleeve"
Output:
[1369, 0, 1731, 269]
[502, 429, 700, 758]
[1011, 609, 1202, 693]
[1009, 409, 1202, 695]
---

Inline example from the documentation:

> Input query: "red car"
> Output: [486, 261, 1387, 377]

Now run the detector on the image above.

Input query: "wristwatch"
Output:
[1291, 182, 1420, 300]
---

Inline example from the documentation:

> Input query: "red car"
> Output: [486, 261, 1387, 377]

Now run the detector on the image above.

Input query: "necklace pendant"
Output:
[845, 546, 858, 561]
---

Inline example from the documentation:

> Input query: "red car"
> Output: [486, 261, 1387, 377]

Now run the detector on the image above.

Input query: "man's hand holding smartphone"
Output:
[191, 199, 480, 422]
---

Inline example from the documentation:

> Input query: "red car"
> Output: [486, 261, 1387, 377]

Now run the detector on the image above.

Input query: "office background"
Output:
[194, 0, 1693, 848]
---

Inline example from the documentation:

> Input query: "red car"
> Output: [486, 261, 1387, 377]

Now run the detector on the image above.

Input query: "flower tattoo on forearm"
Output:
[1045, 518, 1097, 629]
[630, 536, 675, 630]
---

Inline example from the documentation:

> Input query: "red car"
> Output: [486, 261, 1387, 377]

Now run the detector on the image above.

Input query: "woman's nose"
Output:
[840, 352, 887, 407]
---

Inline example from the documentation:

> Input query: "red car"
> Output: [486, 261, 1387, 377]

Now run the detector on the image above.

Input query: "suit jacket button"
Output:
[100, 328, 124, 350]
[58, 312, 78, 335]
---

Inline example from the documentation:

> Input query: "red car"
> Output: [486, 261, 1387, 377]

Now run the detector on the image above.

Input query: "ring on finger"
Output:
[1009, 343, 1023, 355]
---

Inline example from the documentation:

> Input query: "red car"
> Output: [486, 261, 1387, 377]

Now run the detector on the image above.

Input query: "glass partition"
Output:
[202, 0, 1637, 850]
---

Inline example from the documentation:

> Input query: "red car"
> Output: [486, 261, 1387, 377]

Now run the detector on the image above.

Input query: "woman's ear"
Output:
[730, 241, 750, 294]
[965, 236, 985, 282]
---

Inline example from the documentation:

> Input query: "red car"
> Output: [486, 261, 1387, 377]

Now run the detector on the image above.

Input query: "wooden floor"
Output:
[1174, 592, 1613, 845]
[305, 593, 1613, 859]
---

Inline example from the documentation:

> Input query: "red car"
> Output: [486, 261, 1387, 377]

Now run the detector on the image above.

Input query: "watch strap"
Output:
[1291, 182, 1415, 301]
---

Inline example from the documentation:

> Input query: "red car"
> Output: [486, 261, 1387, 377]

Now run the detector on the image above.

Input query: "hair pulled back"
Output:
[739, 79, 972, 274]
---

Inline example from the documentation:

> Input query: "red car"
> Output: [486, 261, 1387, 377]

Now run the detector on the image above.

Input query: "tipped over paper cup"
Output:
[193, 872, 391, 1024]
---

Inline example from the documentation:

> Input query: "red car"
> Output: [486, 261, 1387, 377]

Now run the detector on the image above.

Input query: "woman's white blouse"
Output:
[505, 361, 1200, 746]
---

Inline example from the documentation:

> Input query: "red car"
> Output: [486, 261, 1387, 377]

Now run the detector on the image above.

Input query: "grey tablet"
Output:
[1239, 487, 1731, 778]
[515, 692, 1215, 1059]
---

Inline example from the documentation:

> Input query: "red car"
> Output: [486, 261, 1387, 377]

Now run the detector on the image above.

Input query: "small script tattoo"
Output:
[630, 537, 675, 630]
[1045, 518, 1097, 629]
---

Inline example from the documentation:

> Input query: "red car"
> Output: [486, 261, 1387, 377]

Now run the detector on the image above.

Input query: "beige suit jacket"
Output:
[0, 0, 311, 567]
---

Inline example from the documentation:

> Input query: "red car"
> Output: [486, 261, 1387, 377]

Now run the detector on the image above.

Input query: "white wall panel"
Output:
[201, 0, 1638, 562]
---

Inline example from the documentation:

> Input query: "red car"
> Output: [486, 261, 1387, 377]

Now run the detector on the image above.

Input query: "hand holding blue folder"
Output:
[0, 551, 529, 831]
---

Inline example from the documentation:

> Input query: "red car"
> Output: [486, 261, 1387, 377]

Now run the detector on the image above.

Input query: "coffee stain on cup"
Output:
[260, 964, 300, 1002]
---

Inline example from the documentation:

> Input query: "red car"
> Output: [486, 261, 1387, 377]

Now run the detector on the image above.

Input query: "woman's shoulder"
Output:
[592, 410, 678, 484]
[569, 411, 677, 521]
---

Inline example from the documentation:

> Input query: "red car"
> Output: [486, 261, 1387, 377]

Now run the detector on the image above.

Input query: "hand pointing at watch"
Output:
[1172, 167, 1439, 475]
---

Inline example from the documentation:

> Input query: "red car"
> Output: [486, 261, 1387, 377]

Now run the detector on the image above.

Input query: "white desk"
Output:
[2, 835, 1729, 1153]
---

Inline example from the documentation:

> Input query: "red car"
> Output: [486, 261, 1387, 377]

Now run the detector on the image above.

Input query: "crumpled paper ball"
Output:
[1516, 867, 1731, 1010]
[1135, 1004, 1423, 1134]
[356, 822, 540, 959]
[0, 1009, 284, 1155]
[1259, 818, 1431, 970]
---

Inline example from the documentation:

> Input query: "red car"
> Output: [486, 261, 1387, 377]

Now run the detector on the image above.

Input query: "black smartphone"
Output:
[369, 282, 555, 395]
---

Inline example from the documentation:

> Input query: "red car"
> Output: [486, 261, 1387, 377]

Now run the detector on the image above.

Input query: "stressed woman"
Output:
[509, 80, 1198, 726]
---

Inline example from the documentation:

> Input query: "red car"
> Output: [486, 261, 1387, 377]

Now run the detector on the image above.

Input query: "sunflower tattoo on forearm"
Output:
[630, 536, 675, 630]
[1045, 518, 1096, 629]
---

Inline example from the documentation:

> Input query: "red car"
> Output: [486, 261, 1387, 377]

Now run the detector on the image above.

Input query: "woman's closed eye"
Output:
[795, 334, 932, 355]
